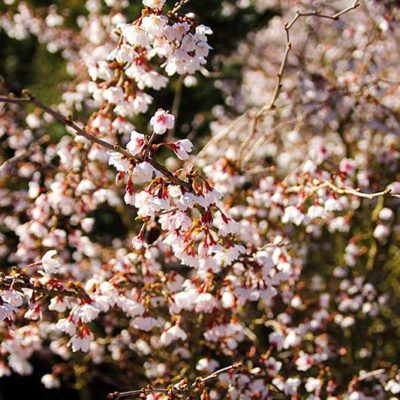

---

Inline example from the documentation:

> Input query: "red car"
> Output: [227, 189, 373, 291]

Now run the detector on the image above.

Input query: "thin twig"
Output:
[325, 182, 397, 200]
[260, 0, 360, 113]
[357, 368, 385, 382]
[109, 388, 168, 399]
[199, 362, 242, 383]
[171, 0, 190, 14]
[193, 111, 250, 163]
[0, 273, 82, 299]
[107, 363, 241, 399]
[286, 181, 399, 200]
[282, 159, 308, 184]
[240, 106, 319, 167]
[0, 93, 133, 158]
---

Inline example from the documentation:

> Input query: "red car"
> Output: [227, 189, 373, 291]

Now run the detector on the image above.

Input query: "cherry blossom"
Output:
[142, 0, 166, 9]
[150, 109, 175, 135]
[0, 0, 399, 398]
[41, 250, 61, 275]
[171, 139, 194, 160]
[126, 131, 146, 156]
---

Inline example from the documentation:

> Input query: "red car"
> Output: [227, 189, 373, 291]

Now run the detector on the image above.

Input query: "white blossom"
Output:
[150, 109, 175, 135]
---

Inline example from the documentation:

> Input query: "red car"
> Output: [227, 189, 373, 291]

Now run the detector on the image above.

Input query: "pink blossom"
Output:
[171, 139, 193, 160]
[150, 109, 175, 135]
[142, 0, 166, 9]
[126, 131, 145, 156]
[41, 250, 61, 275]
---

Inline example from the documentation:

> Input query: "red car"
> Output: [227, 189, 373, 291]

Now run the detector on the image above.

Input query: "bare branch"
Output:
[107, 387, 168, 399]
[260, 0, 360, 113]
[171, 0, 190, 14]
[0, 272, 83, 299]
[193, 111, 251, 163]
[239, 105, 321, 167]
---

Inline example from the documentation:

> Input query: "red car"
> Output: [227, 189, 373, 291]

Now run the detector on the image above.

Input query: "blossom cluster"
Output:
[0, 0, 399, 399]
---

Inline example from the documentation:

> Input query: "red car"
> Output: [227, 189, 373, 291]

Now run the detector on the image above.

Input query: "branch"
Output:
[193, 111, 250, 163]
[0, 92, 133, 158]
[0, 272, 83, 299]
[325, 182, 398, 200]
[170, 0, 190, 14]
[260, 0, 360, 114]
[199, 363, 242, 383]
[357, 368, 385, 382]
[108, 388, 168, 399]
[239, 104, 321, 167]
[107, 363, 241, 399]
[0, 92, 191, 190]
[287, 181, 400, 200]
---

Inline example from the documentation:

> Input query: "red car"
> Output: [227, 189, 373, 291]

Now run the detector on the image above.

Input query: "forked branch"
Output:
[237, 0, 360, 166]
[260, 0, 360, 114]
